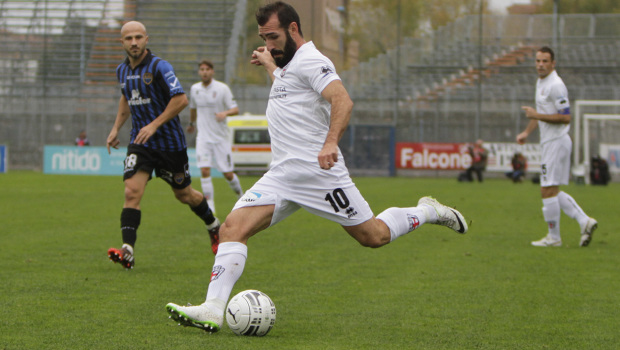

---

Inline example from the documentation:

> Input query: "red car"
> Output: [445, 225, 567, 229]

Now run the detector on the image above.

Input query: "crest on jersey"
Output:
[280, 68, 287, 78]
[142, 72, 153, 85]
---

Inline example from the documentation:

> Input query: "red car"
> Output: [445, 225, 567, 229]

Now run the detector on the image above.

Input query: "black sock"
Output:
[191, 197, 215, 225]
[120, 208, 141, 247]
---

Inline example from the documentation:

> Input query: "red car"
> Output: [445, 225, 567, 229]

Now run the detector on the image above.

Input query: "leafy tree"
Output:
[538, 0, 620, 13]
[348, 0, 487, 62]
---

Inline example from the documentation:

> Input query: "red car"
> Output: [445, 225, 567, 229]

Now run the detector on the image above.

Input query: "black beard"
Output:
[125, 47, 145, 60]
[272, 31, 297, 68]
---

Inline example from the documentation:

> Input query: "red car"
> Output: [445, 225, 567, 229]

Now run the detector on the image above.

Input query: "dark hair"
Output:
[198, 59, 214, 69]
[256, 1, 303, 37]
[538, 46, 555, 61]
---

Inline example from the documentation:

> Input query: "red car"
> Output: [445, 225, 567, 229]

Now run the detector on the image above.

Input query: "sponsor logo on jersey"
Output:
[159, 169, 173, 182]
[320, 65, 334, 77]
[241, 191, 262, 202]
[142, 72, 153, 85]
[270, 86, 287, 100]
[168, 76, 179, 88]
[346, 206, 358, 219]
[126, 74, 140, 80]
[128, 89, 151, 106]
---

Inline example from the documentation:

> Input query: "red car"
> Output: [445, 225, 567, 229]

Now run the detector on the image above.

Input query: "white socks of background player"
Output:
[201, 177, 216, 213]
[205, 242, 247, 314]
[542, 197, 561, 240]
[376, 205, 436, 242]
[227, 173, 243, 198]
[557, 191, 589, 229]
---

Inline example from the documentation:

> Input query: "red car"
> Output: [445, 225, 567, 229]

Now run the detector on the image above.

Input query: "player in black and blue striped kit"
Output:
[106, 21, 220, 269]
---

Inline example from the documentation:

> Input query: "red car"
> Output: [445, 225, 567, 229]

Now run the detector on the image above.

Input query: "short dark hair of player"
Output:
[256, 1, 303, 37]
[538, 46, 555, 61]
[198, 60, 214, 69]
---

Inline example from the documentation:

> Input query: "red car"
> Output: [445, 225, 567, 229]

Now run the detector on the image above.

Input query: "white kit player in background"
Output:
[187, 60, 242, 217]
[518, 46, 597, 248]
[166, 1, 468, 333]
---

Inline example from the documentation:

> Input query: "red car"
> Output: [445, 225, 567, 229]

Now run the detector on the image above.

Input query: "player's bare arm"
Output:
[516, 118, 538, 145]
[107, 95, 131, 154]
[318, 80, 353, 170]
[134, 93, 189, 144]
[215, 106, 239, 122]
[521, 105, 571, 124]
[251, 46, 277, 81]
[187, 108, 197, 133]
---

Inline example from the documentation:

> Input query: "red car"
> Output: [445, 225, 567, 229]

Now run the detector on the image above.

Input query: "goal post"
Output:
[573, 100, 620, 184]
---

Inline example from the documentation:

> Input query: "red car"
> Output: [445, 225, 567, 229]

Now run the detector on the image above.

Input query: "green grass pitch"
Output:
[1, 171, 619, 349]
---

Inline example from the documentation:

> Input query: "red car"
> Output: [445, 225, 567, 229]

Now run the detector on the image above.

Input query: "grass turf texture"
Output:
[1, 171, 618, 349]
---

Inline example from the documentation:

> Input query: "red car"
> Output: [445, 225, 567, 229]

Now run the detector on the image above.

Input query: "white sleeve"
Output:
[301, 55, 340, 94]
[551, 82, 570, 113]
[224, 85, 238, 110]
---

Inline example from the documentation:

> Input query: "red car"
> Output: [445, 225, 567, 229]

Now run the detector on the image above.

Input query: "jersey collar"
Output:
[124, 49, 154, 69]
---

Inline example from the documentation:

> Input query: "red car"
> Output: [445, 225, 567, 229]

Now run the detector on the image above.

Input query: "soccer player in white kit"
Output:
[518, 46, 597, 248]
[187, 60, 243, 226]
[166, 1, 468, 332]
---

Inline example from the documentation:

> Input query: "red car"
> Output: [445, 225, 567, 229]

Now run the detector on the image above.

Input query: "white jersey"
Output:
[535, 70, 570, 144]
[267, 41, 342, 171]
[189, 79, 238, 143]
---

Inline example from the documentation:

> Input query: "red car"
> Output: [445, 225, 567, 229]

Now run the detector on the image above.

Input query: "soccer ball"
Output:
[226, 290, 276, 336]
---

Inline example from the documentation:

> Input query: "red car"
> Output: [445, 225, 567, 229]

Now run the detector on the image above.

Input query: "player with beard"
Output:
[106, 21, 220, 269]
[165, 2, 468, 332]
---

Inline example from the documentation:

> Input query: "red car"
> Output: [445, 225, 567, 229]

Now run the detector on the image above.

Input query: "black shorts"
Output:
[123, 144, 192, 189]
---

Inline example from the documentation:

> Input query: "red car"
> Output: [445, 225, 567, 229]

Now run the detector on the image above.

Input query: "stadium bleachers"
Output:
[1, 6, 619, 171]
[0, 0, 246, 168]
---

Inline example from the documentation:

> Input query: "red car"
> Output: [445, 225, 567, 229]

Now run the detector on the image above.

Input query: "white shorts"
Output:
[540, 134, 571, 187]
[195, 138, 234, 173]
[232, 160, 374, 227]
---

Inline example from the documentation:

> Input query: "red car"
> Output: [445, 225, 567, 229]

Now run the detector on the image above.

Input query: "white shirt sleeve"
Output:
[550, 82, 570, 114]
[301, 56, 340, 94]
[223, 85, 238, 110]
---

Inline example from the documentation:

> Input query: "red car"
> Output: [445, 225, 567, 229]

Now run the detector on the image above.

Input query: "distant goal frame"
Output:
[574, 99, 620, 184]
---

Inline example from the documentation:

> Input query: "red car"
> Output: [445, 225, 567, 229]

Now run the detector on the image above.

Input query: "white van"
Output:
[228, 114, 271, 171]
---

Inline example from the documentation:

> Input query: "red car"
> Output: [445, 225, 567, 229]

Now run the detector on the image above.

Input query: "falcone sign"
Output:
[396, 142, 542, 172]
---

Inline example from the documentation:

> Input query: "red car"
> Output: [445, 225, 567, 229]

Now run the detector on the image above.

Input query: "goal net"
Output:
[574, 100, 620, 184]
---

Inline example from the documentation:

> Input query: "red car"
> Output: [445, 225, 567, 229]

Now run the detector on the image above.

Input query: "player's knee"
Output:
[124, 185, 142, 202]
[200, 168, 211, 178]
[173, 187, 197, 205]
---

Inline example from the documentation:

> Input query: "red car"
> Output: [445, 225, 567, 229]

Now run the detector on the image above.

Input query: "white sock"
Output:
[376, 206, 429, 242]
[557, 191, 589, 229]
[542, 196, 561, 240]
[205, 242, 247, 313]
[226, 173, 243, 198]
[200, 176, 215, 213]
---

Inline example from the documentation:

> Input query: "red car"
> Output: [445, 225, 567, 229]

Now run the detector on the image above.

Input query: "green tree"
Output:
[348, 0, 487, 62]
[348, 0, 423, 60]
[538, 0, 620, 13]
